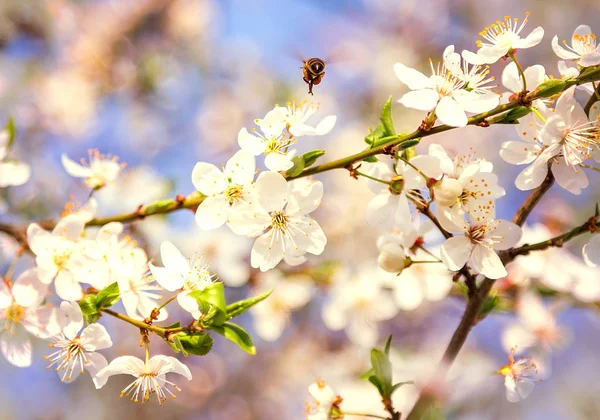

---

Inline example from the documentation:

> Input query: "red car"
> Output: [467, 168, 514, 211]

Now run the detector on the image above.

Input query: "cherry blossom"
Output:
[552, 25, 600, 67]
[440, 216, 522, 279]
[149, 241, 215, 318]
[192, 149, 256, 231]
[45, 301, 112, 387]
[230, 172, 326, 272]
[61, 150, 123, 189]
[306, 380, 342, 420]
[498, 348, 539, 403]
[256, 100, 337, 137]
[96, 355, 192, 405]
[394, 48, 498, 127]
[0, 269, 54, 367]
[0, 130, 31, 188]
[462, 13, 545, 65]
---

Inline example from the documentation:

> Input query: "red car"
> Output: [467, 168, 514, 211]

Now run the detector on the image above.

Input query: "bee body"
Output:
[302, 57, 326, 95]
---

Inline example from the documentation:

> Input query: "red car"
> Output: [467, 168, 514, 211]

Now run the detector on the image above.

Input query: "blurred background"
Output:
[1, 0, 600, 419]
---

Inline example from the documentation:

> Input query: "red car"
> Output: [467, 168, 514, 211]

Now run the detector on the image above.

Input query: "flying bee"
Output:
[302, 57, 326, 95]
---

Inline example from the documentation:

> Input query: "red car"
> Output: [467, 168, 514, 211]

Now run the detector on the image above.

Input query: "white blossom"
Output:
[306, 380, 341, 420]
[552, 25, 600, 67]
[45, 301, 112, 387]
[499, 348, 539, 403]
[0, 130, 31, 188]
[96, 355, 192, 405]
[61, 150, 123, 189]
[257, 100, 337, 137]
[462, 13, 544, 65]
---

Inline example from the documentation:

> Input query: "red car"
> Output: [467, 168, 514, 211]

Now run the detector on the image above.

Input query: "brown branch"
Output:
[512, 168, 554, 227]
[584, 82, 600, 116]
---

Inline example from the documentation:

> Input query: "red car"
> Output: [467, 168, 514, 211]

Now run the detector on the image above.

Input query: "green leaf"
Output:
[189, 282, 228, 326]
[162, 321, 182, 330]
[166, 335, 187, 356]
[79, 295, 100, 324]
[390, 380, 415, 394]
[368, 375, 383, 395]
[362, 156, 379, 163]
[360, 368, 375, 380]
[210, 321, 256, 355]
[478, 292, 499, 320]
[496, 106, 532, 124]
[286, 156, 305, 177]
[398, 138, 421, 151]
[95, 282, 120, 309]
[535, 79, 566, 98]
[384, 334, 393, 356]
[177, 333, 214, 356]
[371, 348, 393, 397]
[302, 149, 326, 168]
[364, 124, 386, 146]
[3, 117, 16, 149]
[226, 289, 273, 320]
[380, 96, 396, 137]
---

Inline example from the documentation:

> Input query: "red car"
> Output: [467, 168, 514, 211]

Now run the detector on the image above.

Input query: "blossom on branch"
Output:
[552, 25, 600, 68]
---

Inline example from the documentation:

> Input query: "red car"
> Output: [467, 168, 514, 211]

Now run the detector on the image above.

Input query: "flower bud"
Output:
[377, 243, 407, 273]
[389, 175, 405, 194]
[533, 79, 566, 98]
[432, 178, 462, 207]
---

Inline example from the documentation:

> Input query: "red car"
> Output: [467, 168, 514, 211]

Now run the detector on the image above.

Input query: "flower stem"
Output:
[341, 412, 389, 419]
[529, 106, 546, 123]
[101, 307, 186, 337]
[155, 294, 179, 313]
[508, 51, 527, 92]
[584, 81, 600, 116]
[355, 171, 392, 185]
[417, 245, 443, 262]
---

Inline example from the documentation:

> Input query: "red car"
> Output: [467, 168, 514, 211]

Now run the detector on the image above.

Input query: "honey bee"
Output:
[302, 57, 326, 95]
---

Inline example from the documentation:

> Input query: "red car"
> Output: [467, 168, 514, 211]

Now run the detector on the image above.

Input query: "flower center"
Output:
[121, 371, 182, 405]
[45, 336, 87, 382]
[53, 251, 72, 271]
[560, 120, 600, 166]
[477, 13, 530, 48]
[271, 211, 289, 231]
[572, 33, 597, 53]
[467, 220, 501, 247]
[265, 136, 293, 155]
[5, 303, 25, 324]
[224, 184, 244, 205]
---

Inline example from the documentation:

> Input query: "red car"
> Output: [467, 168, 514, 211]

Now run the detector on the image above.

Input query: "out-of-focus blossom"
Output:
[0, 130, 30, 188]
[552, 25, 600, 67]
[441, 216, 521, 279]
[250, 270, 314, 341]
[0, 269, 53, 367]
[364, 156, 441, 230]
[502, 293, 569, 378]
[462, 13, 544, 65]
[230, 172, 326, 272]
[394, 47, 498, 127]
[322, 265, 397, 347]
[306, 380, 342, 420]
[498, 348, 539, 403]
[149, 241, 215, 319]
[96, 355, 192, 405]
[61, 150, 123, 189]
[192, 150, 256, 231]
[45, 301, 112, 388]
[259, 100, 336, 138]
[583, 235, 600, 267]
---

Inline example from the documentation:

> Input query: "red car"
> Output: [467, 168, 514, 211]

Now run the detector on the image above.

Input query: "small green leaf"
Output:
[189, 282, 228, 325]
[302, 149, 326, 168]
[380, 96, 397, 137]
[364, 124, 386, 146]
[390, 380, 415, 394]
[166, 335, 187, 356]
[495, 106, 532, 124]
[95, 282, 120, 309]
[360, 368, 375, 380]
[368, 375, 383, 395]
[384, 334, 393, 356]
[478, 292, 499, 320]
[162, 321, 182, 330]
[362, 156, 379, 163]
[177, 333, 214, 356]
[226, 289, 273, 320]
[210, 322, 256, 355]
[79, 295, 100, 324]
[398, 139, 421, 151]
[371, 348, 393, 397]
[535, 79, 567, 98]
[285, 156, 305, 177]
[3, 117, 16, 149]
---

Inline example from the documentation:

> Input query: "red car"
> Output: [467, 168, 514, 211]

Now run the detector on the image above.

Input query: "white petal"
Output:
[551, 159, 588, 195]
[149, 263, 183, 292]
[315, 115, 337, 135]
[393, 275, 424, 310]
[505, 376, 521, 402]
[0, 326, 32, 367]
[61, 154, 92, 178]
[59, 301, 84, 340]
[410, 155, 443, 179]
[225, 150, 256, 185]
[195, 195, 229, 231]
[54, 272, 84, 301]
[474, 46, 509, 64]
[551, 36, 580, 60]
[12, 269, 47, 307]
[502, 323, 537, 351]
[516, 27, 545, 49]
[500, 141, 541, 165]
[502, 62, 522, 92]
[255, 171, 289, 212]
[191, 162, 227, 195]
[149, 355, 192, 380]
[471, 245, 506, 279]
[516, 379, 535, 400]
[393, 193, 413, 231]
[287, 180, 323, 215]
[393, 63, 435, 90]
[440, 236, 473, 271]
[579, 52, 600, 67]
[237, 127, 265, 155]
[524, 65, 547, 90]
[96, 356, 144, 385]
[160, 241, 189, 275]
[366, 192, 395, 227]
[264, 152, 294, 171]
[515, 159, 548, 191]
[85, 352, 109, 389]
[251, 233, 284, 272]
[492, 220, 522, 250]
[0, 161, 31, 187]
[583, 235, 600, 267]
[436, 96, 467, 127]
[398, 89, 439, 111]
[80, 323, 113, 351]
[457, 91, 499, 114]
